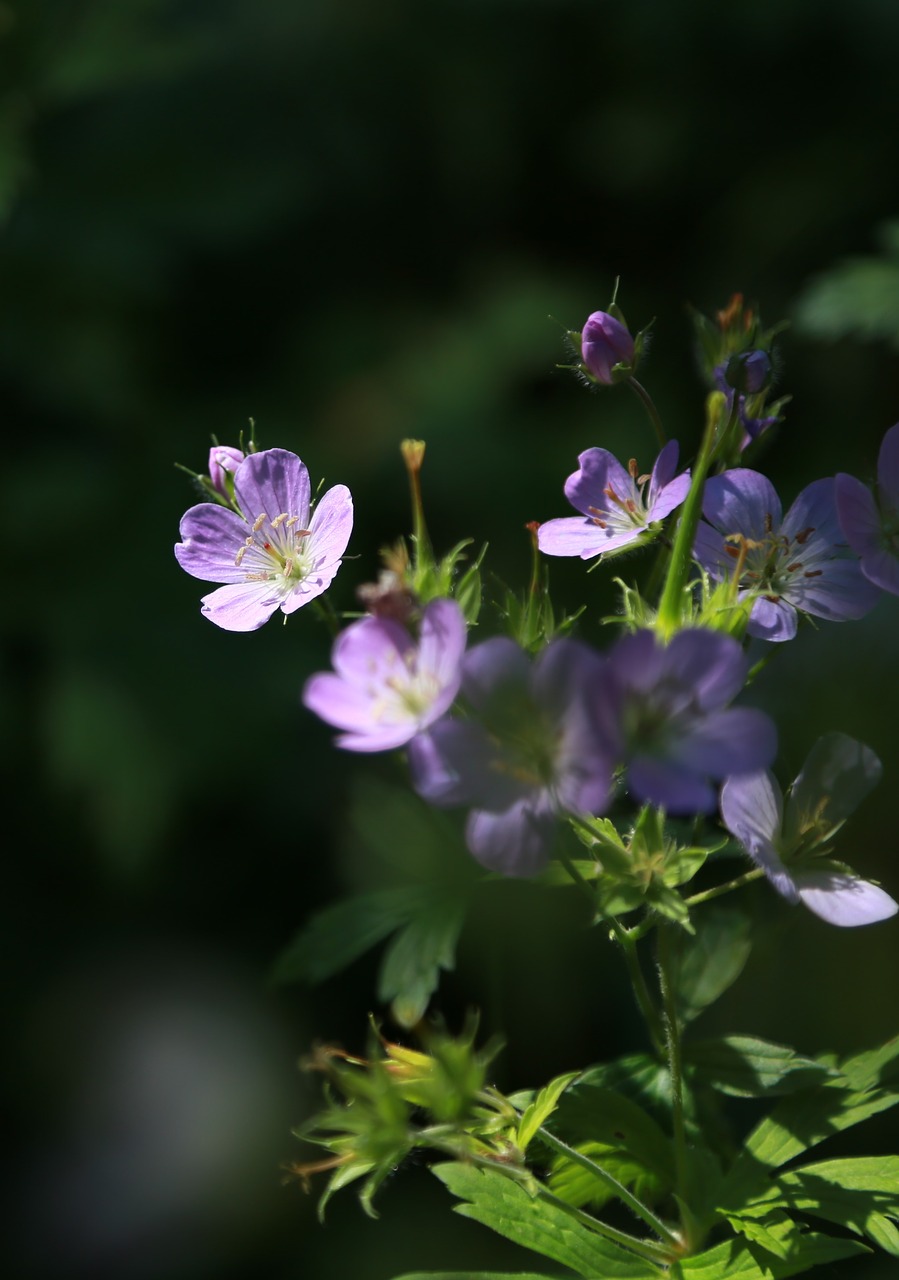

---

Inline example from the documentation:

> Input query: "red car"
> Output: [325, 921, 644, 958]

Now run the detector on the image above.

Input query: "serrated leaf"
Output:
[549, 1140, 667, 1213]
[674, 1226, 867, 1278]
[377, 894, 468, 1027]
[685, 1037, 833, 1098]
[840, 1034, 899, 1090]
[432, 1164, 662, 1278]
[725, 1211, 792, 1259]
[672, 907, 752, 1023]
[773, 1155, 899, 1256]
[572, 1056, 672, 1128]
[271, 886, 430, 984]
[517, 1071, 580, 1153]
[552, 1085, 674, 1189]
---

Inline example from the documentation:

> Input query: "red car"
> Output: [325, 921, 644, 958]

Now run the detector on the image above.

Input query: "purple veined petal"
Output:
[460, 636, 531, 711]
[660, 630, 748, 710]
[606, 629, 668, 697]
[677, 707, 778, 778]
[416, 599, 468, 689]
[175, 504, 253, 583]
[647, 440, 691, 519]
[199, 581, 282, 631]
[649, 471, 691, 522]
[627, 754, 717, 814]
[302, 671, 382, 733]
[859, 546, 899, 595]
[648, 439, 681, 495]
[747, 596, 798, 642]
[720, 771, 799, 903]
[692, 519, 734, 579]
[465, 795, 557, 877]
[780, 478, 842, 548]
[835, 472, 882, 558]
[702, 469, 782, 542]
[537, 516, 612, 559]
[795, 872, 899, 927]
[232, 449, 311, 526]
[279, 565, 343, 612]
[563, 449, 633, 517]
[308, 483, 354, 561]
[330, 616, 413, 684]
[877, 422, 899, 500]
[783, 557, 881, 622]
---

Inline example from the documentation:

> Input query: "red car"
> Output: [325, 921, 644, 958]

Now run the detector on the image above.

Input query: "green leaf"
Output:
[271, 886, 430, 984]
[516, 1071, 580, 1154]
[571, 1055, 672, 1127]
[774, 1155, 899, 1256]
[552, 1085, 674, 1189]
[685, 1037, 834, 1098]
[673, 1226, 867, 1278]
[432, 1164, 662, 1278]
[549, 1140, 668, 1214]
[672, 907, 753, 1023]
[392, 1273, 566, 1279]
[377, 894, 468, 1027]
[724, 1210, 792, 1259]
[840, 1034, 899, 1090]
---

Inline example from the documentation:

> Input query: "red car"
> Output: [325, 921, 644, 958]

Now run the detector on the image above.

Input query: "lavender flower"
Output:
[721, 735, 897, 926]
[693, 469, 880, 641]
[408, 637, 613, 876]
[175, 448, 353, 631]
[580, 311, 635, 385]
[537, 441, 691, 560]
[302, 598, 467, 752]
[835, 421, 899, 596]
[713, 361, 779, 448]
[208, 444, 245, 496]
[600, 629, 777, 814]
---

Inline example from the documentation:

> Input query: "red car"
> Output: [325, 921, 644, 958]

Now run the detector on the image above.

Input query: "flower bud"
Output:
[208, 444, 245, 495]
[580, 311, 635, 385]
[724, 349, 772, 396]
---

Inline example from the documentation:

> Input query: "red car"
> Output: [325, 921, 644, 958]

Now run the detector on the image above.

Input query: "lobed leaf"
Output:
[516, 1071, 580, 1154]
[672, 907, 753, 1024]
[377, 894, 468, 1027]
[685, 1036, 834, 1098]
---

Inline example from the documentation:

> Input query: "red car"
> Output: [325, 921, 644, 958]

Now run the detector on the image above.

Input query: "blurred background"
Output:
[4, 1, 899, 1276]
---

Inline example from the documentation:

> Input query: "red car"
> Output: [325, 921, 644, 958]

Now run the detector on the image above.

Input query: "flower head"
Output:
[721, 734, 897, 927]
[835, 422, 899, 596]
[175, 448, 353, 631]
[693, 469, 880, 641]
[302, 598, 467, 752]
[537, 441, 690, 560]
[580, 311, 635, 385]
[409, 637, 613, 876]
[600, 629, 777, 813]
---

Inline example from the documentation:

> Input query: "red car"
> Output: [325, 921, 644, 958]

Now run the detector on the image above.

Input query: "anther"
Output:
[794, 526, 815, 545]
[628, 458, 639, 480]
[271, 513, 289, 529]
[253, 514, 267, 532]
[803, 569, 823, 578]
[235, 545, 248, 567]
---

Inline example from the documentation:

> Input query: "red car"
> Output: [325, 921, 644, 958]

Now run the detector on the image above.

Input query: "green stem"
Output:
[311, 593, 341, 637]
[536, 1125, 683, 1253]
[656, 928, 688, 1215]
[608, 919, 666, 1056]
[627, 377, 667, 450]
[683, 867, 765, 908]
[536, 1184, 673, 1268]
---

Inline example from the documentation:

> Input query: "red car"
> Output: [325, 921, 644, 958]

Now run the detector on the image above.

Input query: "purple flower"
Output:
[599, 629, 777, 814]
[835, 421, 899, 595]
[581, 311, 635, 385]
[208, 445, 245, 496]
[537, 441, 691, 559]
[693, 469, 880, 641]
[175, 448, 353, 631]
[721, 741, 897, 927]
[712, 363, 779, 448]
[302, 598, 467, 752]
[408, 638, 613, 876]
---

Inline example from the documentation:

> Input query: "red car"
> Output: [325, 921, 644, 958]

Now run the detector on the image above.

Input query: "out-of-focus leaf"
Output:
[672, 906, 752, 1023]
[377, 894, 468, 1027]
[685, 1037, 833, 1098]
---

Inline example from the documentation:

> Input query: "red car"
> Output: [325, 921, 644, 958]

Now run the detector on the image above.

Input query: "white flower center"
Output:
[234, 511, 315, 594]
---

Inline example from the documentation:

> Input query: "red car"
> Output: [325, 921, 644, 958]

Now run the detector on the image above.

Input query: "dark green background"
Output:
[4, 2, 899, 1277]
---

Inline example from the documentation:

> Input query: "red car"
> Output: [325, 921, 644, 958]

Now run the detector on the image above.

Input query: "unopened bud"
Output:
[208, 445, 245, 495]
[580, 311, 635, 385]
[724, 349, 772, 396]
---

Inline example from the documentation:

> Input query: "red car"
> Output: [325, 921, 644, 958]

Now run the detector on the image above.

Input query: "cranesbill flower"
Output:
[175, 448, 353, 631]
[537, 441, 690, 560]
[580, 311, 635, 385]
[408, 638, 613, 876]
[302, 598, 467, 752]
[721, 737, 897, 927]
[835, 421, 899, 596]
[693, 469, 880, 642]
[600, 629, 777, 814]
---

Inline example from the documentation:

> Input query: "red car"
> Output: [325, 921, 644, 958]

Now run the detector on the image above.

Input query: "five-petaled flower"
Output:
[835, 421, 899, 597]
[408, 637, 614, 877]
[302, 598, 467, 752]
[692, 468, 880, 642]
[537, 441, 691, 560]
[721, 734, 897, 927]
[175, 448, 353, 631]
[598, 628, 777, 814]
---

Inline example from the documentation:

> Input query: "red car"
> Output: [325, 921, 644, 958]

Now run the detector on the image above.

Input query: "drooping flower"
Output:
[692, 469, 880, 642]
[302, 598, 467, 752]
[580, 311, 635, 385]
[208, 444, 245, 496]
[408, 637, 614, 876]
[721, 734, 897, 927]
[537, 441, 690, 560]
[175, 448, 353, 631]
[835, 422, 899, 596]
[598, 628, 777, 814]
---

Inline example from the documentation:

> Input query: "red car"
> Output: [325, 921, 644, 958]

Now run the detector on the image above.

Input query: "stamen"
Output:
[803, 569, 823, 578]
[253, 514, 267, 532]
[786, 561, 802, 572]
[628, 458, 639, 480]
[271, 512, 289, 529]
[764, 513, 773, 534]
[794, 526, 815, 545]
[235, 545, 248, 567]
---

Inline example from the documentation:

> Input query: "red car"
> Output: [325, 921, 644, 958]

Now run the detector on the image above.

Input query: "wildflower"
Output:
[835, 421, 899, 596]
[175, 448, 353, 631]
[580, 311, 635, 385]
[302, 598, 467, 752]
[693, 469, 880, 641]
[723, 349, 773, 397]
[537, 441, 690, 560]
[600, 629, 777, 814]
[721, 735, 897, 926]
[208, 444, 245, 496]
[713, 362, 779, 447]
[408, 637, 613, 876]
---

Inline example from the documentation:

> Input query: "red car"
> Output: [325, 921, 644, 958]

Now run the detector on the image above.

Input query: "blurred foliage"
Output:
[793, 222, 899, 351]
[4, 1, 899, 1278]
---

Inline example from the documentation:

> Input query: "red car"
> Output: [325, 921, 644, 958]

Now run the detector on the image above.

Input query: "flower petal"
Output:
[626, 755, 717, 813]
[563, 449, 632, 518]
[877, 422, 899, 500]
[796, 873, 899, 927]
[417, 599, 468, 691]
[537, 516, 614, 559]
[199, 581, 281, 631]
[702, 469, 782, 542]
[747, 596, 798, 642]
[835, 472, 882, 558]
[465, 795, 556, 877]
[175, 504, 251, 583]
[720, 771, 798, 902]
[677, 707, 778, 778]
[233, 449, 311, 526]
